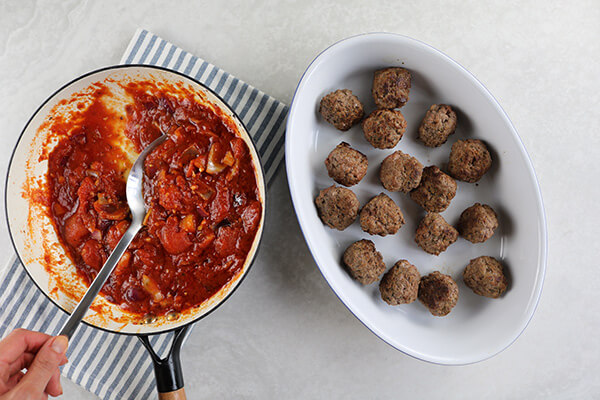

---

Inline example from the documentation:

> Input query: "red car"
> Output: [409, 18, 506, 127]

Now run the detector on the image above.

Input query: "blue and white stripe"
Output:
[0, 28, 287, 400]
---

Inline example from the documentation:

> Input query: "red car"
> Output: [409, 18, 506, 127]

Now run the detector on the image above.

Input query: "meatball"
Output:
[315, 186, 359, 230]
[447, 139, 492, 182]
[379, 151, 423, 193]
[463, 256, 508, 298]
[342, 239, 386, 285]
[418, 104, 457, 147]
[418, 271, 459, 317]
[409, 166, 457, 212]
[414, 213, 458, 255]
[379, 260, 420, 305]
[360, 193, 405, 236]
[324, 142, 368, 186]
[457, 203, 498, 243]
[372, 67, 411, 109]
[319, 89, 364, 131]
[362, 109, 407, 149]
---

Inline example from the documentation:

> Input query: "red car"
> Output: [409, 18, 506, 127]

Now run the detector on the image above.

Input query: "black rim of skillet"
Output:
[4, 64, 268, 393]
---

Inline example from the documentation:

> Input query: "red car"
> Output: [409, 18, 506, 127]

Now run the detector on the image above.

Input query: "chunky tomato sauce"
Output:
[46, 81, 262, 317]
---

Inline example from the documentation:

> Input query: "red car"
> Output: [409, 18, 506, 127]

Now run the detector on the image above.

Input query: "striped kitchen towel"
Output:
[0, 28, 288, 400]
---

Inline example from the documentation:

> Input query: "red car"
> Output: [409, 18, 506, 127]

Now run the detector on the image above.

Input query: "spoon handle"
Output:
[59, 222, 141, 339]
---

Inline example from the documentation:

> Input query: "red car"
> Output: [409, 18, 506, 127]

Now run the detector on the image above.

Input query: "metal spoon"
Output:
[59, 134, 167, 339]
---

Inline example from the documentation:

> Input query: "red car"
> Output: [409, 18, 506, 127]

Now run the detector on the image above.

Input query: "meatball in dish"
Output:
[315, 185, 359, 230]
[362, 109, 407, 149]
[448, 139, 492, 183]
[319, 89, 364, 131]
[324, 142, 368, 187]
[463, 256, 508, 298]
[418, 104, 457, 147]
[418, 271, 459, 317]
[343, 239, 386, 285]
[379, 260, 420, 305]
[409, 166, 457, 212]
[360, 193, 405, 236]
[372, 67, 411, 109]
[414, 213, 458, 255]
[457, 203, 498, 243]
[379, 150, 423, 193]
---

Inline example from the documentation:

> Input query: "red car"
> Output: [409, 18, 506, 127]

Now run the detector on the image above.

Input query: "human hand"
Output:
[0, 328, 68, 399]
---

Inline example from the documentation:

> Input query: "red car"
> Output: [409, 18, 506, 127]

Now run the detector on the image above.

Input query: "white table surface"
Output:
[1, 0, 598, 399]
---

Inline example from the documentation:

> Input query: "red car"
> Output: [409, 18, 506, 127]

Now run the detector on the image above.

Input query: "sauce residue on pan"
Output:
[39, 79, 262, 318]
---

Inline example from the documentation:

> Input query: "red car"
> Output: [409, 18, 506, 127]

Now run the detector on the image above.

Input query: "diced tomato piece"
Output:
[209, 181, 230, 224]
[77, 177, 97, 203]
[214, 226, 238, 256]
[78, 208, 97, 235]
[159, 216, 192, 254]
[156, 172, 189, 213]
[136, 243, 163, 267]
[144, 160, 166, 179]
[52, 202, 68, 217]
[231, 137, 247, 159]
[105, 220, 130, 250]
[80, 239, 104, 270]
[64, 214, 89, 247]
[171, 126, 186, 144]
[241, 201, 261, 233]
[226, 162, 239, 181]
[194, 229, 215, 252]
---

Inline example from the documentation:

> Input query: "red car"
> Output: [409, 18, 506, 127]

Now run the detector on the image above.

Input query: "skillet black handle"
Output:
[139, 325, 191, 399]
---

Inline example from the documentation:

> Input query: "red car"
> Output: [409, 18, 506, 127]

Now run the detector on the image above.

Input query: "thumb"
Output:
[16, 336, 68, 394]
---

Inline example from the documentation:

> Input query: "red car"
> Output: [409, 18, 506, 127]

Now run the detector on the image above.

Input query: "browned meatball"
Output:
[360, 193, 405, 236]
[457, 203, 498, 243]
[409, 166, 457, 212]
[463, 256, 508, 298]
[315, 186, 359, 230]
[448, 139, 492, 182]
[324, 142, 368, 186]
[418, 104, 457, 147]
[415, 213, 458, 255]
[379, 151, 423, 193]
[379, 260, 420, 305]
[362, 109, 407, 149]
[342, 239, 386, 285]
[372, 67, 411, 109]
[319, 89, 364, 131]
[418, 271, 459, 317]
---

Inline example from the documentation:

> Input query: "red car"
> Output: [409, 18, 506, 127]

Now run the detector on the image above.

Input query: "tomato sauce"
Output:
[46, 81, 262, 317]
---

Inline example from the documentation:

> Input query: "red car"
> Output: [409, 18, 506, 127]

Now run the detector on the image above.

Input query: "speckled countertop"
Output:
[0, 0, 598, 399]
